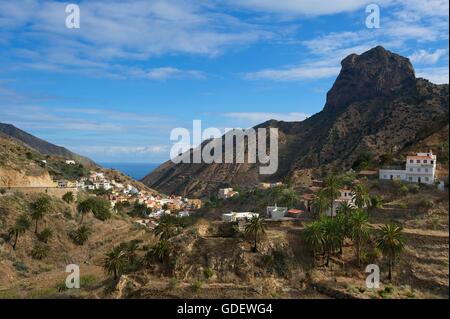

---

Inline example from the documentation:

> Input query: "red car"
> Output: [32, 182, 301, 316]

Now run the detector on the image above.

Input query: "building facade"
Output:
[379, 151, 437, 184]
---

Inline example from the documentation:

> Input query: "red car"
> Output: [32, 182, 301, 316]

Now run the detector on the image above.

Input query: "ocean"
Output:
[100, 162, 160, 180]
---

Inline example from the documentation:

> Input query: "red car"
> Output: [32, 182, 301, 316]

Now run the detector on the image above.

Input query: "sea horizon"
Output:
[99, 162, 161, 180]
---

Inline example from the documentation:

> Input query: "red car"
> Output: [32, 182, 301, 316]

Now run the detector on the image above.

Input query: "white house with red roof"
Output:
[379, 150, 437, 184]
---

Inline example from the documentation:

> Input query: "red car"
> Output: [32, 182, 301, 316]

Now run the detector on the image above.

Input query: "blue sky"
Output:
[0, 0, 448, 163]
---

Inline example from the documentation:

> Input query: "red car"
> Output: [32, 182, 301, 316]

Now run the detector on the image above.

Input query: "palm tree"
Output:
[147, 240, 171, 263]
[337, 202, 355, 216]
[244, 215, 267, 252]
[349, 209, 372, 267]
[69, 225, 91, 245]
[376, 223, 405, 281]
[304, 221, 324, 260]
[31, 196, 51, 233]
[352, 183, 371, 210]
[104, 246, 127, 280]
[62, 192, 75, 204]
[320, 216, 343, 266]
[324, 175, 343, 217]
[154, 217, 178, 240]
[8, 215, 31, 250]
[77, 199, 92, 224]
[312, 189, 330, 218]
[146, 240, 173, 275]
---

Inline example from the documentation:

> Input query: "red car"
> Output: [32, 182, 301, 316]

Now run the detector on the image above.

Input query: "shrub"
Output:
[31, 244, 50, 260]
[37, 228, 53, 243]
[399, 185, 409, 196]
[418, 199, 433, 210]
[203, 267, 215, 280]
[191, 281, 203, 293]
[409, 184, 420, 194]
[62, 192, 75, 204]
[167, 278, 178, 290]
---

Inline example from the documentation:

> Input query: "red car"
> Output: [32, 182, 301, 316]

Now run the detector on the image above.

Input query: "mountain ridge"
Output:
[142, 46, 449, 197]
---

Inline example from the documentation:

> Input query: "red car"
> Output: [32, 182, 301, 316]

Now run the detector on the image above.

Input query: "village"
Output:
[217, 150, 446, 225]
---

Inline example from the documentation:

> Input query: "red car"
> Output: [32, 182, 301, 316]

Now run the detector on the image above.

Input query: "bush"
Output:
[191, 281, 203, 293]
[418, 199, 433, 210]
[31, 244, 50, 260]
[399, 185, 409, 196]
[37, 228, 53, 243]
[203, 267, 215, 280]
[62, 192, 75, 204]
[409, 184, 420, 194]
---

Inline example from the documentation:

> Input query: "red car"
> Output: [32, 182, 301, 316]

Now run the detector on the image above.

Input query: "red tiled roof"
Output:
[288, 209, 304, 214]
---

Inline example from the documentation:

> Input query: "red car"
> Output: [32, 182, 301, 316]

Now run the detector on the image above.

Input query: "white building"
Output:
[326, 189, 356, 217]
[379, 151, 437, 184]
[222, 212, 259, 223]
[65, 160, 76, 165]
[266, 204, 287, 220]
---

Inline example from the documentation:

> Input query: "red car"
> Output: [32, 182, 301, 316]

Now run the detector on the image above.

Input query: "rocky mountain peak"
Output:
[324, 46, 416, 111]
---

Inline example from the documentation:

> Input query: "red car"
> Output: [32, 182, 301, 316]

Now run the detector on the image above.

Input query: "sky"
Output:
[0, 0, 448, 163]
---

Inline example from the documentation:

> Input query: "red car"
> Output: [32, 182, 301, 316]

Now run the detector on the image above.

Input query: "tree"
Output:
[147, 240, 171, 263]
[324, 175, 343, 217]
[154, 216, 178, 240]
[8, 214, 31, 250]
[103, 246, 127, 280]
[337, 202, 355, 216]
[279, 187, 298, 208]
[62, 192, 75, 204]
[31, 195, 51, 234]
[304, 221, 324, 259]
[320, 216, 343, 266]
[312, 189, 330, 217]
[37, 227, 53, 243]
[352, 183, 371, 209]
[69, 225, 91, 245]
[244, 215, 267, 252]
[90, 197, 112, 221]
[348, 209, 372, 267]
[376, 223, 405, 281]
[77, 199, 92, 224]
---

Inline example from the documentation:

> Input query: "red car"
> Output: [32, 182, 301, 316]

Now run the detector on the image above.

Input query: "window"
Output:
[417, 168, 421, 172]
[425, 168, 428, 173]
[424, 160, 427, 163]
[431, 160, 434, 164]
[409, 160, 413, 163]
[409, 177, 413, 181]
[416, 160, 420, 163]
[425, 177, 429, 182]
[409, 168, 413, 172]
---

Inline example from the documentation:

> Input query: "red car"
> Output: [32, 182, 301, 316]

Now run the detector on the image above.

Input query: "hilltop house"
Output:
[65, 160, 76, 165]
[379, 151, 437, 184]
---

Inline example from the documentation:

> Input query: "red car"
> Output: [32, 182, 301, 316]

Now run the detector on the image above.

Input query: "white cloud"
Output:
[0, 0, 272, 78]
[416, 67, 449, 84]
[144, 67, 206, 80]
[244, 66, 340, 81]
[222, 0, 378, 16]
[409, 49, 447, 65]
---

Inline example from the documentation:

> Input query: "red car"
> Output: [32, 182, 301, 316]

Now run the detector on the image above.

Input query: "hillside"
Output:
[142, 46, 449, 197]
[0, 123, 95, 168]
